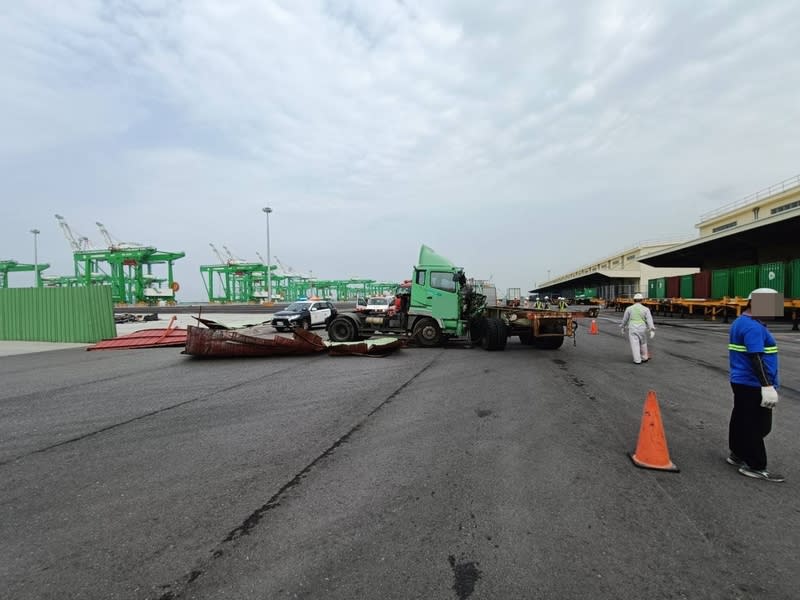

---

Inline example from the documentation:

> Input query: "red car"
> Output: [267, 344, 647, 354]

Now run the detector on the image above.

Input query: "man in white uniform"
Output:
[620, 293, 656, 364]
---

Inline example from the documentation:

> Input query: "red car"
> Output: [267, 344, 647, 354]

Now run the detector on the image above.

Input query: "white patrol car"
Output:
[271, 301, 337, 331]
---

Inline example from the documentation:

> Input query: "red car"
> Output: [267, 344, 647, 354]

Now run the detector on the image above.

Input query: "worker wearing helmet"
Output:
[620, 293, 655, 364]
[558, 297, 568, 311]
[726, 288, 783, 482]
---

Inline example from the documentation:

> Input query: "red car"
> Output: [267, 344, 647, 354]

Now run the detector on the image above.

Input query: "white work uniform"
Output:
[621, 302, 655, 364]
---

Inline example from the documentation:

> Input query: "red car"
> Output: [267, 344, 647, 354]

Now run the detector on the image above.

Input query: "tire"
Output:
[532, 322, 564, 349]
[327, 316, 357, 342]
[483, 317, 507, 351]
[413, 317, 442, 347]
[533, 335, 564, 349]
[469, 318, 485, 347]
[274, 326, 286, 332]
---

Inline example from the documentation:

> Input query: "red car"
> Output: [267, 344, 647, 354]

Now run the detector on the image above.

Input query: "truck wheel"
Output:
[469, 318, 485, 347]
[413, 317, 442, 347]
[328, 316, 357, 342]
[533, 335, 564, 349]
[532, 323, 564, 349]
[483, 317, 507, 351]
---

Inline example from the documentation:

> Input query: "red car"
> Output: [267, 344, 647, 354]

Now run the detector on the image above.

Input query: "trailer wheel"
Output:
[533, 335, 564, 349]
[413, 317, 442, 347]
[483, 317, 507, 351]
[328, 316, 357, 342]
[532, 323, 564, 349]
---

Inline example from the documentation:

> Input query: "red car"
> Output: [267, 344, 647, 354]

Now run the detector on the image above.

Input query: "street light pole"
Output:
[262, 207, 273, 302]
[30, 229, 40, 287]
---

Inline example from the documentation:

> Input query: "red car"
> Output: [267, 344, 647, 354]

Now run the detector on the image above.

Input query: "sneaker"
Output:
[726, 454, 747, 467]
[738, 465, 785, 482]
[642, 358, 649, 363]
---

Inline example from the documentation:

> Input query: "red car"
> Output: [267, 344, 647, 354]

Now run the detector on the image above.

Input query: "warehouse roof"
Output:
[639, 210, 800, 268]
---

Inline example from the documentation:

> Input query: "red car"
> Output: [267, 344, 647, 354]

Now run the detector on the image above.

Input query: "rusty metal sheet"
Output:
[182, 325, 326, 357]
[87, 328, 188, 350]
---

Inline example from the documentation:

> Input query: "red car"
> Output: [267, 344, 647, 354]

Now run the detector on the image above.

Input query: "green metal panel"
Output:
[679, 275, 694, 298]
[711, 269, 731, 298]
[732, 265, 758, 299]
[787, 258, 800, 299]
[0, 286, 116, 342]
[648, 278, 666, 299]
[758, 262, 786, 295]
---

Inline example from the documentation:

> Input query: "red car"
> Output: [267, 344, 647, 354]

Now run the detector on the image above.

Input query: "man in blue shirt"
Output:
[727, 289, 783, 482]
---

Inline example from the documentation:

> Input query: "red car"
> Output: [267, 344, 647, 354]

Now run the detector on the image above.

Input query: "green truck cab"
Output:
[327, 245, 579, 350]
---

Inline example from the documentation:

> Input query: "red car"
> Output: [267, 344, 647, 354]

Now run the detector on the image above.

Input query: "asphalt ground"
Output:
[1, 310, 799, 599]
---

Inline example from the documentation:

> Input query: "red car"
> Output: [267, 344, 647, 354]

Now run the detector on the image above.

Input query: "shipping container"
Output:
[732, 265, 758, 298]
[758, 262, 786, 295]
[711, 268, 731, 298]
[648, 278, 666, 299]
[679, 275, 693, 298]
[693, 271, 711, 299]
[788, 258, 800, 299]
[666, 275, 680, 298]
[0, 286, 115, 342]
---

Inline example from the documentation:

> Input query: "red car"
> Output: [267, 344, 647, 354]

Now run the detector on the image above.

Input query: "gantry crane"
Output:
[96, 222, 148, 251]
[209, 243, 227, 265]
[55, 214, 93, 252]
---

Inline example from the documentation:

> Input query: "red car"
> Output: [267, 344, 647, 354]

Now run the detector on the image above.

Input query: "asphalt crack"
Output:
[150, 354, 441, 600]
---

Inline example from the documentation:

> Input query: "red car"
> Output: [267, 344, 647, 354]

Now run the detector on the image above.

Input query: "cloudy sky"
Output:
[2, 0, 800, 301]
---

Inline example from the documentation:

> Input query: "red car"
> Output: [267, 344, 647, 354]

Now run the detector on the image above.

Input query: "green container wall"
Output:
[732, 265, 758, 298]
[0, 286, 116, 342]
[711, 269, 731, 298]
[648, 278, 666, 299]
[788, 258, 800, 299]
[679, 275, 694, 298]
[758, 262, 786, 295]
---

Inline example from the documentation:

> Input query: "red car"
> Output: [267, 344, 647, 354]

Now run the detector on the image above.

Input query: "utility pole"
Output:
[262, 207, 273, 301]
[30, 229, 40, 287]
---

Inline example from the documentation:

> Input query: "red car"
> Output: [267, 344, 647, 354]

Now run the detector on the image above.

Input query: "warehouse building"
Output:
[532, 173, 800, 304]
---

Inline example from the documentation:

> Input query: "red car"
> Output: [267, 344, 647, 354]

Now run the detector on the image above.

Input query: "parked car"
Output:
[363, 296, 394, 314]
[272, 301, 337, 331]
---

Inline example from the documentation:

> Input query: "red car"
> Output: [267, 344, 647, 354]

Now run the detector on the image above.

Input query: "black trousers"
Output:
[729, 383, 773, 470]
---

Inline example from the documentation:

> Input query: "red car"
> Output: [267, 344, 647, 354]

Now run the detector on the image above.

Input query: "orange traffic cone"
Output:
[629, 390, 679, 472]
[589, 319, 599, 335]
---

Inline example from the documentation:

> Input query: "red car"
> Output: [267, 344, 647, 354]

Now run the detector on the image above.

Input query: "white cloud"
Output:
[2, 0, 800, 299]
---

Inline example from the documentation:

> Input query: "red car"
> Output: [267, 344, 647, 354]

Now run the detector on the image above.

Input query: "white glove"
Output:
[760, 386, 779, 409]
[649, 330, 655, 339]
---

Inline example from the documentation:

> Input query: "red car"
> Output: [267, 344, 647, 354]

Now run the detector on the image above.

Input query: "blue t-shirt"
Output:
[728, 314, 779, 388]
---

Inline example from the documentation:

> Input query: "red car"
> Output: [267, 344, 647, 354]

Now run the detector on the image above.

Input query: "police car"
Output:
[272, 301, 337, 332]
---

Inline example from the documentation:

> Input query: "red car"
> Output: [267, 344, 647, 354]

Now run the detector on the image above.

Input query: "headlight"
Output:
[288, 314, 300, 320]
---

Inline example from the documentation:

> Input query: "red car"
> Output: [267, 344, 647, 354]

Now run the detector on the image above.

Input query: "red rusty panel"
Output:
[87, 328, 187, 350]
[693, 271, 711, 299]
[666, 275, 681, 299]
[183, 326, 326, 357]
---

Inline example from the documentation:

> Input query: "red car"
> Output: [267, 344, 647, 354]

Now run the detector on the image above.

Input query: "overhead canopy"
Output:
[639, 211, 800, 268]
[530, 270, 641, 293]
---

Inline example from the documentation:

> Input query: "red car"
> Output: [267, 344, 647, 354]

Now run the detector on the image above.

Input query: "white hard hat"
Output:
[633, 293, 644, 300]
[747, 287, 778, 300]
